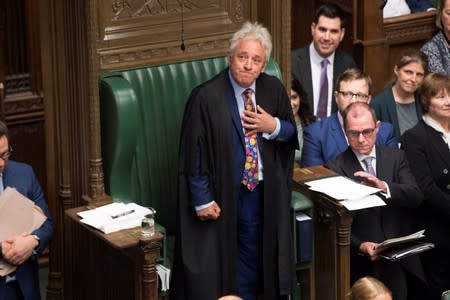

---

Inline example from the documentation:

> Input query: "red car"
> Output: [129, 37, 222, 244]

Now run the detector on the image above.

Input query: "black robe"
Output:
[171, 69, 297, 299]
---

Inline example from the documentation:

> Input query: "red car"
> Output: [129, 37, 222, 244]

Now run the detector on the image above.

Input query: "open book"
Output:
[375, 229, 434, 261]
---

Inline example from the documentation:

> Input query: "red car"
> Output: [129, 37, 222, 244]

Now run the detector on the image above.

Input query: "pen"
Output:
[111, 209, 135, 219]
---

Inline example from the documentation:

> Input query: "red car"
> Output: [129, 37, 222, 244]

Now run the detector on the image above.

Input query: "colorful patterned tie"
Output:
[242, 88, 259, 191]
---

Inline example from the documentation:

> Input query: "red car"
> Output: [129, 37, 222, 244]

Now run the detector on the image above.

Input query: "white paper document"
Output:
[305, 176, 386, 210]
[77, 202, 153, 234]
[340, 194, 386, 211]
[156, 263, 171, 292]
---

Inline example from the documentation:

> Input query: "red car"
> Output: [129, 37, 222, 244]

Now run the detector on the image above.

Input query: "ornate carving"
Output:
[111, 0, 220, 20]
[3, 94, 44, 115]
[100, 37, 230, 68]
[232, 0, 244, 22]
[385, 23, 436, 41]
[5, 74, 32, 94]
[384, 11, 437, 42]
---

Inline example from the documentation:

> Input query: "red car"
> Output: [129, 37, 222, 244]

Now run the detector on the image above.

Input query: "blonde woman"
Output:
[350, 276, 392, 300]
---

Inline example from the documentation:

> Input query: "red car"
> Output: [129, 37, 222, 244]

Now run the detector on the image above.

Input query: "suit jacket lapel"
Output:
[301, 48, 314, 115]
[424, 122, 450, 167]
[375, 146, 391, 182]
[224, 73, 245, 148]
[330, 114, 349, 153]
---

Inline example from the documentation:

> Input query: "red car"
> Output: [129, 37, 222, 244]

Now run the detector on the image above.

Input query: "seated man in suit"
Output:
[0, 121, 54, 300]
[291, 3, 356, 120]
[301, 68, 397, 167]
[326, 102, 426, 300]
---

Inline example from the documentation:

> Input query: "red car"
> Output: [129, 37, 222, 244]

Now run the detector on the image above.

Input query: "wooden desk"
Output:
[66, 206, 163, 300]
[293, 166, 353, 300]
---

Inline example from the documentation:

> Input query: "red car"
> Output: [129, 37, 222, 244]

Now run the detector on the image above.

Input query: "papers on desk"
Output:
[305, 176, 386, 211]
[77, 202, 153, 234]
[0, 187, 47, 276]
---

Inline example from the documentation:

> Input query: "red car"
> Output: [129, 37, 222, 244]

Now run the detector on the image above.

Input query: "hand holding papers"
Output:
[305, 176, 386, 211]
[77, 202, 154, 234]
[374, 229, 434, 261]
[0, 187, 47, 276]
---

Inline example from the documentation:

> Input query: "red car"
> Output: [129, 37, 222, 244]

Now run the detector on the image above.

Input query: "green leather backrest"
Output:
[99, 56, 282, 233]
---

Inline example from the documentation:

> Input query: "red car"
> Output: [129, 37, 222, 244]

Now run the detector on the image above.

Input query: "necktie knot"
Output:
[321, 59, 329, 69]
[243, 88, 255, 112]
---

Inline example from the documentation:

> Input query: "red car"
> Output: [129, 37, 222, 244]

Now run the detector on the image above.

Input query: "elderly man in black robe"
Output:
[171, 21, 298, 300]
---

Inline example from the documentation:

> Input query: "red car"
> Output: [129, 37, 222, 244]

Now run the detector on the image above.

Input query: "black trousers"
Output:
[422, 248, 450, 300]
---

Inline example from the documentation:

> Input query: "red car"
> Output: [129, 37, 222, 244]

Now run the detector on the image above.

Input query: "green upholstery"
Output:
[443, 290, 450, 300]
[99, 56, 282, 234]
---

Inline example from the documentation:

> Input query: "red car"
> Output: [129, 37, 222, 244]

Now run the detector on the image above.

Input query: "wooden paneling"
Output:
[38, 0, 292, 299]
[354, 1, 437, 94]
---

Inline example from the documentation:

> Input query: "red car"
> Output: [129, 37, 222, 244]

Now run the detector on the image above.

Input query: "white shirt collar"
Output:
[353, 146, 376, 164]
[228, 70, 256, 100]
[309, 42, 335, 66]
[423, 114, 450, 145]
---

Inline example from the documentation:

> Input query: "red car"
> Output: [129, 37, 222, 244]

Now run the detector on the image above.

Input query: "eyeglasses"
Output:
[0, 146, 13, 161]
[346, 128, 375, 139]
[337, 91, 370, 101]
[235, 54, 264, 66]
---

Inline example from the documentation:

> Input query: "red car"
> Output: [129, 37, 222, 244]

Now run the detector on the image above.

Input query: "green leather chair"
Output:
[99, 56, 282, 235]
[99, 56, 313, 296]
[443, 290, 450, 300]
[99, 56, 283, 276]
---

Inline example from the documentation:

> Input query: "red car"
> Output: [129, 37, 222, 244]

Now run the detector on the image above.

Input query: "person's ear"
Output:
[339, 28, 346, 42]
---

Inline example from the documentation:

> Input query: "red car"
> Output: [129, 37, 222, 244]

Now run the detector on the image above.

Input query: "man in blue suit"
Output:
[172, 22, 297, 300]
[0, 121, 54, 300]
[301, 68, 397, 167]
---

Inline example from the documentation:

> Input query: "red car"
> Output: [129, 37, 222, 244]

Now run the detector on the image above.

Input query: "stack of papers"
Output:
[0, 187, 47, 276]
[156, 264, 171, 292]
[305, 176, 386, 211]
[375, 229, 435, 261]
[77, 202, 154, 234]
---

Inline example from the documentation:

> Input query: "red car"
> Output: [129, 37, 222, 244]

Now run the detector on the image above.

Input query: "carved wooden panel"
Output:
[97, 0, 251, 70]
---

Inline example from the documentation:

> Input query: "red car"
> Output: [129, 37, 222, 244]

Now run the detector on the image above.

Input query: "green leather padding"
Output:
[99, 56, 282, 233]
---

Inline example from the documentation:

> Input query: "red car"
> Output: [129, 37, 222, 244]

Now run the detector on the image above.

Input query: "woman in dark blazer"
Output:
[402, 72, 450, 300]
[371, 49, 428, 142]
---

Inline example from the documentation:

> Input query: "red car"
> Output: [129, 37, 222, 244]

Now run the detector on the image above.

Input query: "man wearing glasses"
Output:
[0, 121, 54, 300]
[325, 102, 426, 300]
[301, 68, 397, 167]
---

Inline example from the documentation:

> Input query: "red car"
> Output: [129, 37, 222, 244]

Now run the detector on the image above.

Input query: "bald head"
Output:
[343, 102, 380, 155]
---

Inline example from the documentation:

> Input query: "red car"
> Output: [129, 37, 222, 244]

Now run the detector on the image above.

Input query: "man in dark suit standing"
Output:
[326, 102, 426, 300]
[291, 3, 356, 119]
[172, 22, 297, 300]
[0, 121, 54, 300]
